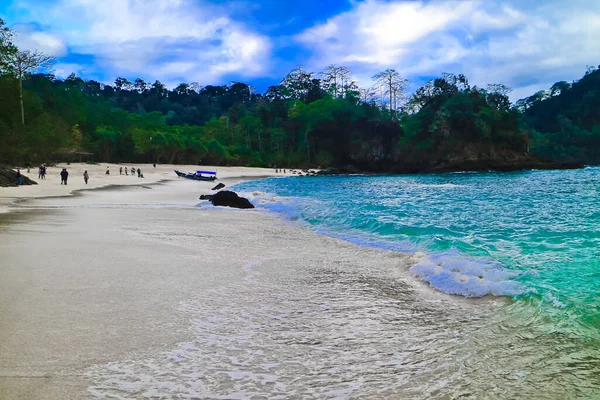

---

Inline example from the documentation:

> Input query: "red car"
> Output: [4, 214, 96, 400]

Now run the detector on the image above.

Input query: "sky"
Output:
[1, 0, 599, 101]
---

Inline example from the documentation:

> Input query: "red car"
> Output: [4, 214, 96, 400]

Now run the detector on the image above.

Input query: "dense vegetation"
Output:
[518, 67, 600, 163]
[0, 19, 598, 171]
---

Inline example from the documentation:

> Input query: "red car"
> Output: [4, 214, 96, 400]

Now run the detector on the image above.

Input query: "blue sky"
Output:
[1, 0, 599, 100]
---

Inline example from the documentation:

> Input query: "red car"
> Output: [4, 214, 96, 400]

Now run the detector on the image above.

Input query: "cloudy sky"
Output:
[1, 0, 599, 100]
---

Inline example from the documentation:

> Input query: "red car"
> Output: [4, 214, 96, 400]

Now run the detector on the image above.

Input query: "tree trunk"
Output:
[389, 80, 393, 115]
[305, 130, 310, 163]
[168, 150, 177, 164]
[257, 130, 263, 153]
[19, 77, 24, 125]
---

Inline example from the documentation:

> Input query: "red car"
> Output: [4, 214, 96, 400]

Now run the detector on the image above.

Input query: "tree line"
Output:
[0, 19, 598, 170]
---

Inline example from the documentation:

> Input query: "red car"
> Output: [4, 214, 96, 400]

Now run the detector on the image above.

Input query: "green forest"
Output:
[1, 19, 599, 171]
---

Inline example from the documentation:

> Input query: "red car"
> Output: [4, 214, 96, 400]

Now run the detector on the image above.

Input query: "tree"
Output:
[372, 69, 408, 116]
[281, 66, 313, 102]
[6, 49, 55, 125]
[0, 18, 17, 74]
[321, 65, 352, 98]
[359, 86, 377, 104]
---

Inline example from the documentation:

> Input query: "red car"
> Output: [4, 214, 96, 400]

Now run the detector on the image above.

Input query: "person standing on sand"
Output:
[137, 168, 141, 178]
[119, 167, 123, 175]
[131, 167, 135, 176]
[15, 168, 23, 185]
[83, 170, 89, 184]
[153, 163, 156, 168]
[125, 167, 128, 175]
[106, 167, 110, 175]
[60, 168, 68, 185]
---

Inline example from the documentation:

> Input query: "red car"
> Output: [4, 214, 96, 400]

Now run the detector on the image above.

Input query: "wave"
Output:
[411, 251, 528, 297]
[242, 190, 527, 299]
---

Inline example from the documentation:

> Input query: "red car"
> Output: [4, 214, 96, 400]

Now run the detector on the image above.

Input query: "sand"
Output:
[0, 164, 360, 399]
[0, 163, 292, 211]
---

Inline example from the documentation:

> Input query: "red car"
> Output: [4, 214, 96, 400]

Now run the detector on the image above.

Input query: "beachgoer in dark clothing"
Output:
[137, 168, 141, 178]
[131, 167, 135, 176]
[16, 168, 22, 185]
[105, 167, 110, 175]
[125, 167, 128, 175]
[60, 168, 68, 185]
[153, 163, 156, 168]
[119, 167, 123, 175]
[83, 170, 89, 184]
[38, 166, 43, 179]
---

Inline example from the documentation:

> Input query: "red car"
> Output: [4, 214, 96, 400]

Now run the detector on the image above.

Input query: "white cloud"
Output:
[12, 24, 67, 56]
[12, 0, 271, 85]
[296, 0, 600, 101]
[52, 63, 85, 79]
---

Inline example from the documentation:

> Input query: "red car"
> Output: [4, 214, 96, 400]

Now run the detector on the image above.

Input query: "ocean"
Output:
[235, 168, 600, 336]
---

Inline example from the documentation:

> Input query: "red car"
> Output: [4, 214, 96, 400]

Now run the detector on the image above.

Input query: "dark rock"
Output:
[201, 190, 254, 209]
[211, 182, 225, 190]
[0, 166, 38, 187]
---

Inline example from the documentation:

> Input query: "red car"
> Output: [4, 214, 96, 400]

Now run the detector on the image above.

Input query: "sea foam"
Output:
[411, 252, 527, 297]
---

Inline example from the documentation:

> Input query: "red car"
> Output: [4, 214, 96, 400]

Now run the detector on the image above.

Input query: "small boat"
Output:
[174, 169, 217, 181]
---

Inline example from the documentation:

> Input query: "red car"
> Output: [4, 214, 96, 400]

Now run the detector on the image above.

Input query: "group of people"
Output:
[60, 168, 88, 185]
[16, 164, 153, 186]
[107, 166, 145, 177]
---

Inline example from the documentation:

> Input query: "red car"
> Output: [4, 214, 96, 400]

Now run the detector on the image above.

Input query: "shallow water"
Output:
[4, 178, 600, 399]
[235, 168, 600, 332]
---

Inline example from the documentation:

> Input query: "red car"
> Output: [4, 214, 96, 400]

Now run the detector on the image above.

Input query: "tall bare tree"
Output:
[338, 66, 351, 98]
[358, 86, 377, 104]
[7, 49, 55, 125]
[371, 69, 408, 116]
[281, 66, 313, 102]
[321, 65, 352, 98]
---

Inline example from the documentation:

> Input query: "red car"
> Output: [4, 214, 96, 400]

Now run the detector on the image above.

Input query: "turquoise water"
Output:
[235, 168, 600, 333]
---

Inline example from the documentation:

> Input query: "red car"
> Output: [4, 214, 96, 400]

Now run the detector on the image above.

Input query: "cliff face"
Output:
[325, 143, 582, 175]
[395, 144, 582, 173]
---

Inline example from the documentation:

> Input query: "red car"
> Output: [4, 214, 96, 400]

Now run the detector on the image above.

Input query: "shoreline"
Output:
[316, 161, 585, 176]
[0, 163, 286, 214]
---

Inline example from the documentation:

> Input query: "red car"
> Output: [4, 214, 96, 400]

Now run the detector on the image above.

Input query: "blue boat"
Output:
[174, 169, 217, 181]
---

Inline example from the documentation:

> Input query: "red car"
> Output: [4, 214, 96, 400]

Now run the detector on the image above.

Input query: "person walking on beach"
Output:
[125, 167, 128, 175]
[131, 167, 135, 176]
[137, 168, 141, 178]
[119, 167, 123, 175]
[15, 168, 23, 185]
[105, 167, 110, 175]
[83, 170, 89, 184]
[153, 163, 156, 168]
[60, 168, 69, 185]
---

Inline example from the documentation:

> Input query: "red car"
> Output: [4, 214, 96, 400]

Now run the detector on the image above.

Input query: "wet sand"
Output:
[0, 167, 296, 398]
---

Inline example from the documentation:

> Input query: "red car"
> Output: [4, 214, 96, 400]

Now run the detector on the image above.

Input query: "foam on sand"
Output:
[410, 251, 528, 297]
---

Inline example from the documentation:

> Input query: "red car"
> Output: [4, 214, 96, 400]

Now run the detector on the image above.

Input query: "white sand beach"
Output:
[0, 166, 517, 399]
[0, 163, 289, 208]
